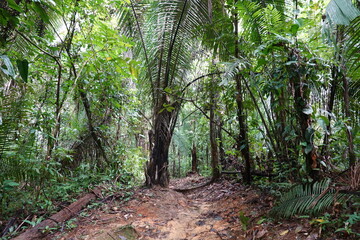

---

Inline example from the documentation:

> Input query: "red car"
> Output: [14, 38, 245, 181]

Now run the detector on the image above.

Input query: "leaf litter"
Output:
[47, 175, 333, 240]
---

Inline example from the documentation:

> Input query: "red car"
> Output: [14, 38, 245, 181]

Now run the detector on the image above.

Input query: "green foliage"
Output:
[270, 179, 348, 218]
[238, 211, 250, 230]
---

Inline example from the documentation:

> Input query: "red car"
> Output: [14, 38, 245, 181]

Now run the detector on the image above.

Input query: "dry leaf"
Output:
[306, 233, 319, 240]
[255, 229, 267, 239]
[295, 226, 303, 233]
[279, 230, 289, 236]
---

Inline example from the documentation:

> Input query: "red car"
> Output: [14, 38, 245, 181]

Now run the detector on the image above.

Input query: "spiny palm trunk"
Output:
[145, 104, 172, 187]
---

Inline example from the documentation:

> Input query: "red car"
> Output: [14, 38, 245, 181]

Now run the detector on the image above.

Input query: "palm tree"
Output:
[120, 0, 210, 187]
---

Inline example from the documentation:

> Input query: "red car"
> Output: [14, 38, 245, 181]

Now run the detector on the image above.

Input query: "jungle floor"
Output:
[45, 175, 340, 240]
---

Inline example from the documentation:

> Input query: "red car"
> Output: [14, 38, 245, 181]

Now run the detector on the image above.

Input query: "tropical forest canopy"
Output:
[0, 0, 359, 238]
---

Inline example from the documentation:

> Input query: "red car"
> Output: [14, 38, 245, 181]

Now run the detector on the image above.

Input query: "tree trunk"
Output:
[78, 84, 108, 163]
[342, 74, 356, 167]
[145, 107, 172, 187]
[178, 149, 181, 177]
[210, 101, 220, 180]
[209, 75, 220, 181]
[288, 49, 318, 180]
[172, 142, 176, 177]
[218, 120, 226, 168]
[321, 65, 337, 157]
[191, 143, 198, 173]
[233, 5, 251, 184]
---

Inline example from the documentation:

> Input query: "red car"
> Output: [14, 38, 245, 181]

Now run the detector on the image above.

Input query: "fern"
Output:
[270, 179, 348, 218]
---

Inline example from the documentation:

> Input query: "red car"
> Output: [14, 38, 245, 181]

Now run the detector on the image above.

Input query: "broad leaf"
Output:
[0, 55, 15, 77]
[326, 0, 360, 25]
[16, 59, 29, 83]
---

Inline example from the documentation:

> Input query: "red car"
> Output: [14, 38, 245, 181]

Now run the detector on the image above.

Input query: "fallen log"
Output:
[172, 177, 218, 193]
[12, 188, 100, 240]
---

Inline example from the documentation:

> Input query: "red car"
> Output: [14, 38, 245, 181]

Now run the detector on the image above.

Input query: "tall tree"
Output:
[122, 0, 210, 187]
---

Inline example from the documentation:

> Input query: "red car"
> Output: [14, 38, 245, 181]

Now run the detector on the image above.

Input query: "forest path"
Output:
[48, 175, 306, 240]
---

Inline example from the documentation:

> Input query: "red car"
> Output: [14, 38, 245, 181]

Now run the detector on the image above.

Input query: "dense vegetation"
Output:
[0, 0, 359, 238]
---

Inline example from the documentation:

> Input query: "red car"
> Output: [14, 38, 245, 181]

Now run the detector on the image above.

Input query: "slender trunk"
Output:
[191, 143, 198, 173]
[206, 144, 209, 168]
[178, 148, 181, 177]
[172, 142, 176, 177]
[321, 66, 337, 157]
[218, 120, 225, 168]
[209, 87, 220, 180]
[234, 6, 251, 184]
[342, 74, 356, 166]
[78, 83, 108, 163]
[46, 63, 62, 160]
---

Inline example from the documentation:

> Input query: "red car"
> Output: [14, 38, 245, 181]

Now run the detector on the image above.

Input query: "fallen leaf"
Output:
[255, 229, 267, 239]
[295, 226, 303, 233]
[279, 230, 289, 236]
[306, 233, 319, 240]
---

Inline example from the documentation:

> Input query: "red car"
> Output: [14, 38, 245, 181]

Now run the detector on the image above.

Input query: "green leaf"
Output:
[302, 106, 313, 115]
[6, 0, 23, 13]
[317, 116, 329, 131]
[285, 60, 297, 65]
[16, 59, 29, 82]
[304, 143, 313, 154]
[0, 55, 15, 77]
[32, 2, 50, 23]
[3, 180, 19, 188]
[290, 24, 299, 36]
[326, 0, 360, 25]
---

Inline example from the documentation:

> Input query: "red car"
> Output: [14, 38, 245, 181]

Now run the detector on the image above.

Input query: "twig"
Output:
[181, 72, 224, 93]
[13, 215, 30, 235]
[107, 232, 117, 240]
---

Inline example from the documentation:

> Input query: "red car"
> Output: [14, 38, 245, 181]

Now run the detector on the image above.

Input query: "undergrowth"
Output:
[0, 162, 137, 239]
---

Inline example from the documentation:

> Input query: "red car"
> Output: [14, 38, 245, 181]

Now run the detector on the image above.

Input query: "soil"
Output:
[45, 175, 346, 240]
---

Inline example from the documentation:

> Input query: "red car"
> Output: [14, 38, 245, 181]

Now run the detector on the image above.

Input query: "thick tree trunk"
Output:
[145, 108, 172, 187]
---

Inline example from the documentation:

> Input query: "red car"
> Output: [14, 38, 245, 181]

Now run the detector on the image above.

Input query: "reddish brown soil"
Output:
[46, 176, 343, 240]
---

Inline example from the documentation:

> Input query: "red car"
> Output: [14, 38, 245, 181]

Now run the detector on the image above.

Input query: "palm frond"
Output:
[346, 16, 360, 81]
[124, 0, 210, 106]
[235, 0, 289, 44]
[326, 0, 360, 26]
[270, 179, 348, 218]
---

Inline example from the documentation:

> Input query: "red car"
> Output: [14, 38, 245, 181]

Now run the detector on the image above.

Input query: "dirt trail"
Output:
[47, 176, 316, 240]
